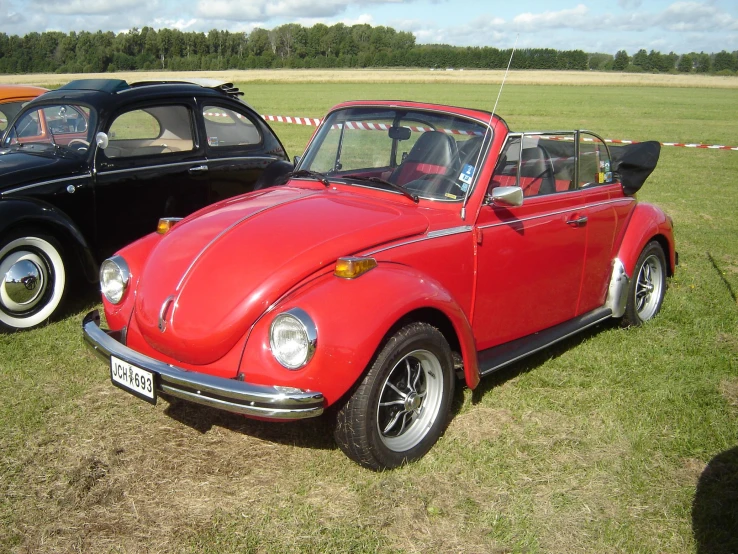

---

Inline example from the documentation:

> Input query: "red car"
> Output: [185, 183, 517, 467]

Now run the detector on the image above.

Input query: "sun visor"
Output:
[612, 141, 661, 195]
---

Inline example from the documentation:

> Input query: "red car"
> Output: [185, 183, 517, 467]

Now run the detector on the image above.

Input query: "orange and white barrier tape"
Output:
[261, 115, 738, 151]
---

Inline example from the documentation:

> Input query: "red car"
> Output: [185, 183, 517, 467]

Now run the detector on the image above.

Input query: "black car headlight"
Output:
[99, 255, 130, 304]
[269, 308, 317, 370]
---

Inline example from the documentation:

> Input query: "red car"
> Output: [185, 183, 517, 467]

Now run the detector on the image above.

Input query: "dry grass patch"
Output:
[719, 377, 738, 407]
[3, 383, 344, 553]
[5, 69, 738, 89]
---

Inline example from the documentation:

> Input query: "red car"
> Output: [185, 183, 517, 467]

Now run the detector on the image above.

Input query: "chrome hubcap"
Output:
[635, 254, 663, 321]
[0, 252, 48, 314]
[377, 349, 444, 452]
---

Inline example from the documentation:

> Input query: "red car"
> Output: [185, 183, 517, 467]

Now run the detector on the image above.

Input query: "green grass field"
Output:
[1, 77, 737, 553]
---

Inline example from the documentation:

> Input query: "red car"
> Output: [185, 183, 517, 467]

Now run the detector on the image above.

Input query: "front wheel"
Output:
[334, 322, 455, 470]
[623, 241, 667, 326]
[0, 233, 67, 331]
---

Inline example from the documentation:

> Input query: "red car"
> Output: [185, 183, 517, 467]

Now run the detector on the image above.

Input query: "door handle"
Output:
[188, 164, 209, 174]
[566, 216, 588, 227]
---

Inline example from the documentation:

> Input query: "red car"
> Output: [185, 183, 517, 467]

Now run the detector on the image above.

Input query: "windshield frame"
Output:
[297, 105, 494, 204]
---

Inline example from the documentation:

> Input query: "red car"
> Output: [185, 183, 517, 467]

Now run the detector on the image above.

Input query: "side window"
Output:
[578, 133, 612, 188]
[202, 105, 261, 148]
[491, 134, 577, 196]
[106, 105, 194, 158]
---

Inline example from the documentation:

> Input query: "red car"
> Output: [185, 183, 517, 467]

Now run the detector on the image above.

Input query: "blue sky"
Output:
[1, 0, 737, 55]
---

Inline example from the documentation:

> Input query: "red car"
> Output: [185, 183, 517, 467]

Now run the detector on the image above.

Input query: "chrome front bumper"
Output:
[82, 310, 325, 420]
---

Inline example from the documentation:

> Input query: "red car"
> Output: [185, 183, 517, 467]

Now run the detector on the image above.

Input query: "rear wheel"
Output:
[334, 322, 455, 470]
[623, 241, 666, 326]
[0, 232, 67, 331]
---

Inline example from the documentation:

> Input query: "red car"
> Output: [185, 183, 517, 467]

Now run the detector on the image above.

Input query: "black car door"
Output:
[198, 101, 289, 203]
[93, 99, 209, 258]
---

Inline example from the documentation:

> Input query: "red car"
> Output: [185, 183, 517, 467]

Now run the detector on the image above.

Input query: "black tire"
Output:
[334, 322, 455, 470]
[623, 241, 667, 327]
[0, 231, 67, 331]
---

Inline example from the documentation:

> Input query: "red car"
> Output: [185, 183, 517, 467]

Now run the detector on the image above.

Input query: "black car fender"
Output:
[0, 197, 98, 283]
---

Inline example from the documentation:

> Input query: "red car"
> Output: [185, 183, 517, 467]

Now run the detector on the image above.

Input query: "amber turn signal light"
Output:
[334, 257, 378, 279]
[157, 217, 183, 235]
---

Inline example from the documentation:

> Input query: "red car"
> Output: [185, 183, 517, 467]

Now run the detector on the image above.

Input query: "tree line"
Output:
[0, 24, 736, 75]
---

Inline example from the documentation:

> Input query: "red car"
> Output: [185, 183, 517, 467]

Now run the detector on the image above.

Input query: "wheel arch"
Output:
[386, 306, 480, 387]
[0, 198, 98, 283]
[616, 202, 676, 278]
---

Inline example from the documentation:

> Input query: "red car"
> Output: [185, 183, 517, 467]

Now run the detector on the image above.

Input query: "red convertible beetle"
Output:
[83, 100, 676, 470]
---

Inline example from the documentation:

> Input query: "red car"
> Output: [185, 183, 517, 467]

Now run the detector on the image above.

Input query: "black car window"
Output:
[2, 103, 94, 151]
[202, 105, 261, 148]
[105, 105, 194, 158]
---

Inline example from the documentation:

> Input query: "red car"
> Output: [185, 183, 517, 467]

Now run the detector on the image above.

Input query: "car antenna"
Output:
[461, 34, 518, 220]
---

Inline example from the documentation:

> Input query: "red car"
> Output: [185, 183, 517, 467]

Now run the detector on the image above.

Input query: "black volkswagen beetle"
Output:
[0, 79, 292, 330]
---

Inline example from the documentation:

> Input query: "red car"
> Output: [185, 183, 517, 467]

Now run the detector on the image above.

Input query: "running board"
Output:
[478, 307, 613, 377]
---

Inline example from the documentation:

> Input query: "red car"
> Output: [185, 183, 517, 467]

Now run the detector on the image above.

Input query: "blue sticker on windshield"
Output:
[459, 164, 475, 186]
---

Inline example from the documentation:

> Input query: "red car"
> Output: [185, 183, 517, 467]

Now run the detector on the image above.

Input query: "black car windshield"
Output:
[298, 106, 492, 202]
[3, 104, 96, 155]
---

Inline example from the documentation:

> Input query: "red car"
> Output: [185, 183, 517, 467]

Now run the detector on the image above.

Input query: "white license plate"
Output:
[111, 355, 156, 404]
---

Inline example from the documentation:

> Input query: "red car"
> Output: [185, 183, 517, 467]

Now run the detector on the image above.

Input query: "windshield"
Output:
[299, 107, 492, 202]
[2, 104, 96, 155]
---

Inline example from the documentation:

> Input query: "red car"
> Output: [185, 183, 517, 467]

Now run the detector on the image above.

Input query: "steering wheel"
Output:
[405, 173, 466, 199]
[67, 138, 90, 151]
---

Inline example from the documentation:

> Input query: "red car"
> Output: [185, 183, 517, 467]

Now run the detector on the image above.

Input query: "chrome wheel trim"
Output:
[1, 255, 46, 310]
[376, 349, 444, 452]
[0, 237, 65, 328]
[635, 253, 664, 321]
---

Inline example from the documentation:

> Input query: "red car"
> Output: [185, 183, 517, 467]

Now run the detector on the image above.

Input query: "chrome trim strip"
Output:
[605, 258, 630, 318]
[82, 311, 324, 420]
[98, 159, 208, 176]
[477, 198, 633, 230]
[2, 173, 90, 196]
[367, 226, 473, 256]
[427, 225, 473, 238]
[207, 156, 277, 164]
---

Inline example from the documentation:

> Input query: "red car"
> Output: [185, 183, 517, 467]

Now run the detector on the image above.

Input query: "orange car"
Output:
[0, 85, 48, 134]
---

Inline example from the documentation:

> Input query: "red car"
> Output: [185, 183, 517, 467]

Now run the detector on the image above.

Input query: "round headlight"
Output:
[269, 308, 317, 370]
[99, 255, 130, 304]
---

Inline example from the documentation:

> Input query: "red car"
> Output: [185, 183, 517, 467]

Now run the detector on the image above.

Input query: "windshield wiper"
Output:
[343, 174, 419, 203]
[289, 169, 330, 187]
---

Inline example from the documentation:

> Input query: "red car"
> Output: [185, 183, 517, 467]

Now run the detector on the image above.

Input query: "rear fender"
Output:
[0, 197, 97, 282]
[239, 262, 480, 407]
[616, 202, 676, 277]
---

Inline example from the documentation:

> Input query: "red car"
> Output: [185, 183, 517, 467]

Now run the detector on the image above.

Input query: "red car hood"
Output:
[134, 186, 429, 365]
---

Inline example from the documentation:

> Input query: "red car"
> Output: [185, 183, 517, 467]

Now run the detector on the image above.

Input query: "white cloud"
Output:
[656, 1, 738, 32]
[195, 0, 412, 22]
[29, 0, 151, 16]
[511, 4, 591, 31]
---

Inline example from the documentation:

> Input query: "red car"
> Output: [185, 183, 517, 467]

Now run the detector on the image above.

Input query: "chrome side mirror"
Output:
[95, 132, 109, 150]
[488, 186, 523, 207]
